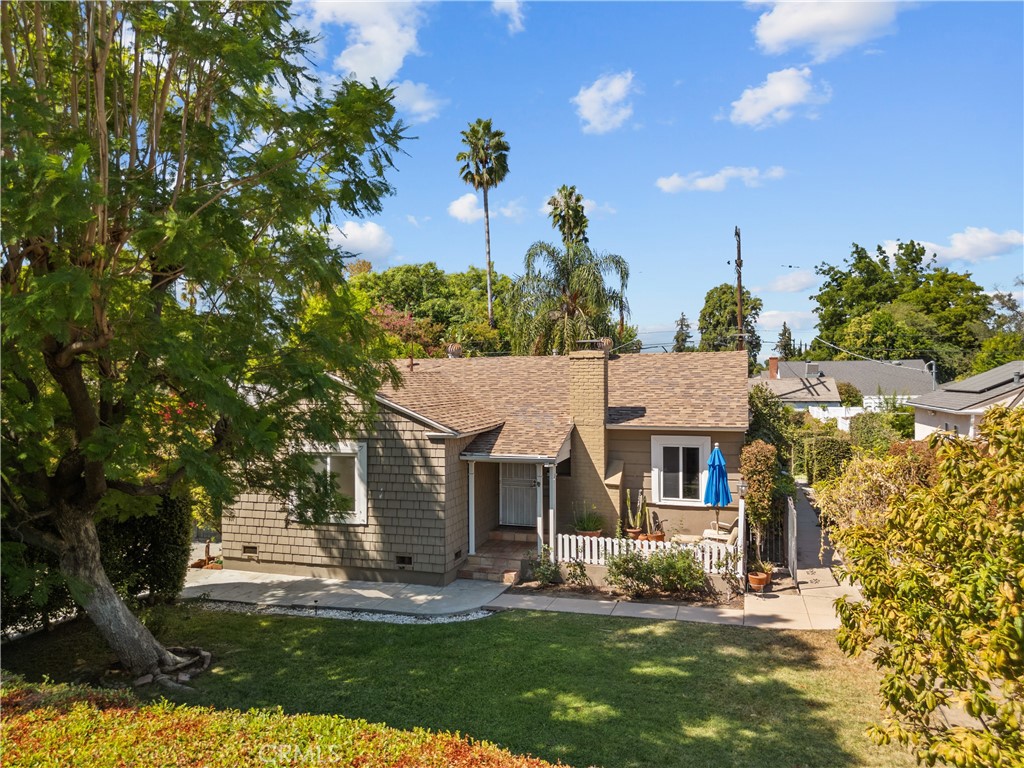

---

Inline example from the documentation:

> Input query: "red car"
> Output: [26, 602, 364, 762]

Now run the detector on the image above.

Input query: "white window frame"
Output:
[292, 440, 368, 525]
[650, 436, 711, 506]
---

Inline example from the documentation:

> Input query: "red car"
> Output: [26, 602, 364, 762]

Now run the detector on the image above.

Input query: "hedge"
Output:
[1, 676, 560, 768]
[807, 436, 853, 485]
[1, 495, 192, 633]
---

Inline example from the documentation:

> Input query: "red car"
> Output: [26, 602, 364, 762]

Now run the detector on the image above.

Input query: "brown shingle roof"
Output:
[377, 351, 748, 458]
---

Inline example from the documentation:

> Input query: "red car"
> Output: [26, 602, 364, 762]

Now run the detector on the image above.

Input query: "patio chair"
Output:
[701, 517, 738, 541]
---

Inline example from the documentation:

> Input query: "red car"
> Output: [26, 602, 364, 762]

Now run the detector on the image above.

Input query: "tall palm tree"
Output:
[547, 184, 589, 249]
[509, 241, 630, 356]
[457, 118, 510, 328]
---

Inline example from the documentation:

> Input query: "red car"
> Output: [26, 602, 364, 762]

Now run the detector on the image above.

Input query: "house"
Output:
[764, 357, 935, 409]
[912, 360, 1024, 440]
[750, 375, 842, 410]
[222, 348, 749, 586]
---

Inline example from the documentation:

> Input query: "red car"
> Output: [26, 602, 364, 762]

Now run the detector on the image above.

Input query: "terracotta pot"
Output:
[625, 528, 642, 540]
[649, 531, 666, 542]
[637, 533, 650, 541]
[202, 563, 223, 570]
[575, 529, 602, 538]
[747, 572, 770, 590]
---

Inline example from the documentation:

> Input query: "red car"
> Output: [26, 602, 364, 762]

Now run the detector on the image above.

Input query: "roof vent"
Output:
[446, 342, 463, 359]
[1015, 370, 1021, 385]
[805, 362, 819, 377]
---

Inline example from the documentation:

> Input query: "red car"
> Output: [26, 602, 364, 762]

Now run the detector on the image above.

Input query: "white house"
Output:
[912, 361, 1024, 440]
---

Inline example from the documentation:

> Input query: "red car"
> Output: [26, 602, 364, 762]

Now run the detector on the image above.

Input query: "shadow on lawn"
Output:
[3, 605, 899, 768]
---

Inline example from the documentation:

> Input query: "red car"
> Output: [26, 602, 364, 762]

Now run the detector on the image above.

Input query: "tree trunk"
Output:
[54, 504, 186, 677]
[482, 184, 494, 328]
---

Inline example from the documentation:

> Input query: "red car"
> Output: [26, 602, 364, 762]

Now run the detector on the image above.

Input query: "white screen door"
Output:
[500, 463, 537, 526]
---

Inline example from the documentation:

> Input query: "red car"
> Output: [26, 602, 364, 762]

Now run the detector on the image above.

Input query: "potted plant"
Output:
[573, 502, 604, 538]
[643, 493, 666, 542]
[747, 557, 772, 591]
[624, 489, 643, 539]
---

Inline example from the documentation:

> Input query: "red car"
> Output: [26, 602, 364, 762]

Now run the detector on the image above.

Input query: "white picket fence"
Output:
[555, 533, 739, 576]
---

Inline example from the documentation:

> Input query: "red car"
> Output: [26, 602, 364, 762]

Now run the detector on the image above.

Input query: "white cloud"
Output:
[492, 0, 525, 34]
[571, 71, 637, 134]
[498, 199, 527, 221]
[884, 228, 1024, 265]
[730, 67, 830, 129]
[756, 270, 818, 294]
[757, 310, 817, 331]
[448, 193, 485, 223]
[406, 214, 431, 228]
[329, 221, 394, 261]
[655, 165, 785, 193]
[308, 2, 426, 82]
[392, 80, 447, 123]
[582, 198, 617, 217]
[753, 1, 901, 62]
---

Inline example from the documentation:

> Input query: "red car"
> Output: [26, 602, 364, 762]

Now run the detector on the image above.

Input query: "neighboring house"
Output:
[750, 375, 842, 410]
[222, 348, 749, 586]
[764, 357, 935, 409]
[912, 360, 1024, 440]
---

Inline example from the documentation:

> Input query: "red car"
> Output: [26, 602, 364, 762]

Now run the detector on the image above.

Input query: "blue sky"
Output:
[294, 1, 1024, 354]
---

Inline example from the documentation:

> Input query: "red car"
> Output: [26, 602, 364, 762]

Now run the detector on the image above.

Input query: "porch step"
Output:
[488, 529, 537, 544]
[457, 564, 520, 584]
[471, 554, 527, 571]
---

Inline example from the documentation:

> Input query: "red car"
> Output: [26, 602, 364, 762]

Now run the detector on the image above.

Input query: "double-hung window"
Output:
[651, 436, 710, 505]
[295, 441, 368, 524]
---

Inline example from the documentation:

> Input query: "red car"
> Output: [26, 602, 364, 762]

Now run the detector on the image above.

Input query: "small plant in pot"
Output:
[624, 489, 643, 539]
[747, 557, 772, 591]
[573, 502, 605, 537]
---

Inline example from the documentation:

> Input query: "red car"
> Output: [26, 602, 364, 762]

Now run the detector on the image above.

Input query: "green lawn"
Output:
[2, 604, 915, 768]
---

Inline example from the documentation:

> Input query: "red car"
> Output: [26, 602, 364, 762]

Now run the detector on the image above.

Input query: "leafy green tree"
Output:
[457, 118, 510, 328]
[848, 411, 900, 455]
[988, 278, 1024, 335]
[747, 384, 794, 460]
[672, 311, 694, 352]
[971, 332, 1024, 375]
[547, 184, 589, 249]
[829, 406, 1024, 767]
[697, 283, 762, 372]
[774, 322, 796, 359]
[1, 1, 403, 678]
[508, 241, 630, 356]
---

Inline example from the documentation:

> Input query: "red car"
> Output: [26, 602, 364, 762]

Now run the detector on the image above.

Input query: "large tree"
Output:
[456, 118, 509, 328]
[672, 311, 694, 353]
[547, 184, 589, 249]
[508, 241, 630, 356]
[824, 407, 1023, 768]
[774, 322, 796, 359]
[697, 283, 762, 371]
[1, 1, 404, 678]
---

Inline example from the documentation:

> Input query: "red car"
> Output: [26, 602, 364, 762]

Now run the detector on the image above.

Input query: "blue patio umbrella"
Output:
[704, 443, 733, 529]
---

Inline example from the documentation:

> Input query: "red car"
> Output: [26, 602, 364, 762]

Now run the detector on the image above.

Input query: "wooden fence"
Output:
[555, 534, 740, 577]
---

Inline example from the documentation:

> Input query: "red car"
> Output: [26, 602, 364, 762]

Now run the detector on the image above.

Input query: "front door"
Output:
[499, 463, 538, 526]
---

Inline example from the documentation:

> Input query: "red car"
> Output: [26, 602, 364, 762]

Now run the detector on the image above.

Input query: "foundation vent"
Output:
[242, 545, 258, 556]
[396, 555, 413, 568]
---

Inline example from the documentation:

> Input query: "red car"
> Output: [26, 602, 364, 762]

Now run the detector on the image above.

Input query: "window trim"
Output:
[292, 440, 368, 525]
[650, 436, 711, 506]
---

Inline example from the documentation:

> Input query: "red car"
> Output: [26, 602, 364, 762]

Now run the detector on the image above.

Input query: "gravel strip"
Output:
[193, 599, 494, 624]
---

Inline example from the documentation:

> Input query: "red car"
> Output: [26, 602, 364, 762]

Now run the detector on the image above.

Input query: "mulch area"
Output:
[506, 580, 743, 607]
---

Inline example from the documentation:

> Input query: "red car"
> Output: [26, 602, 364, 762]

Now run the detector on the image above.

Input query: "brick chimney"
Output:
[768, 356, 779, 379]
[569, 349, 613, 525]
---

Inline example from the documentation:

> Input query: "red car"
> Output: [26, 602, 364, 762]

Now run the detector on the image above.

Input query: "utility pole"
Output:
[734, 226, 744, 352]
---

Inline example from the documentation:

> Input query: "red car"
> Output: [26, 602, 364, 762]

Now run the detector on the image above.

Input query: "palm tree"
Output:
[456, 118, 510, 328]
[509, 241, 630, 356]
[547, 184, 589, 249]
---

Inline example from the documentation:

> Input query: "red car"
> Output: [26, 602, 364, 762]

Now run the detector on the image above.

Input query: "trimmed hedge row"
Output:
[805, 436, 853, 485]
[1, 496, 192, 633]
[1, 676, 560, 768]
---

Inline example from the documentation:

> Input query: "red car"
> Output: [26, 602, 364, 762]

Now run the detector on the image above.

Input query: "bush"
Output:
[837, 381, 863, 406]
[564, 559, 590, 588]
[526, 547, 560, 585]
[2, 495, 192, 632]
[806, 435, 852, 485]
[605, 548, 706, 598]
[99, 495, 193, 606]
[849, 411, 901, 456]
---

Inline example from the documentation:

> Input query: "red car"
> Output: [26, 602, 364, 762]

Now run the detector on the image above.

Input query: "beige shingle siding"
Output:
[223, 407, 452, 579]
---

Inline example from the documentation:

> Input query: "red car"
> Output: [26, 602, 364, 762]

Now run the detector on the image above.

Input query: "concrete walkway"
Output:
[183, 485, 856, 629]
